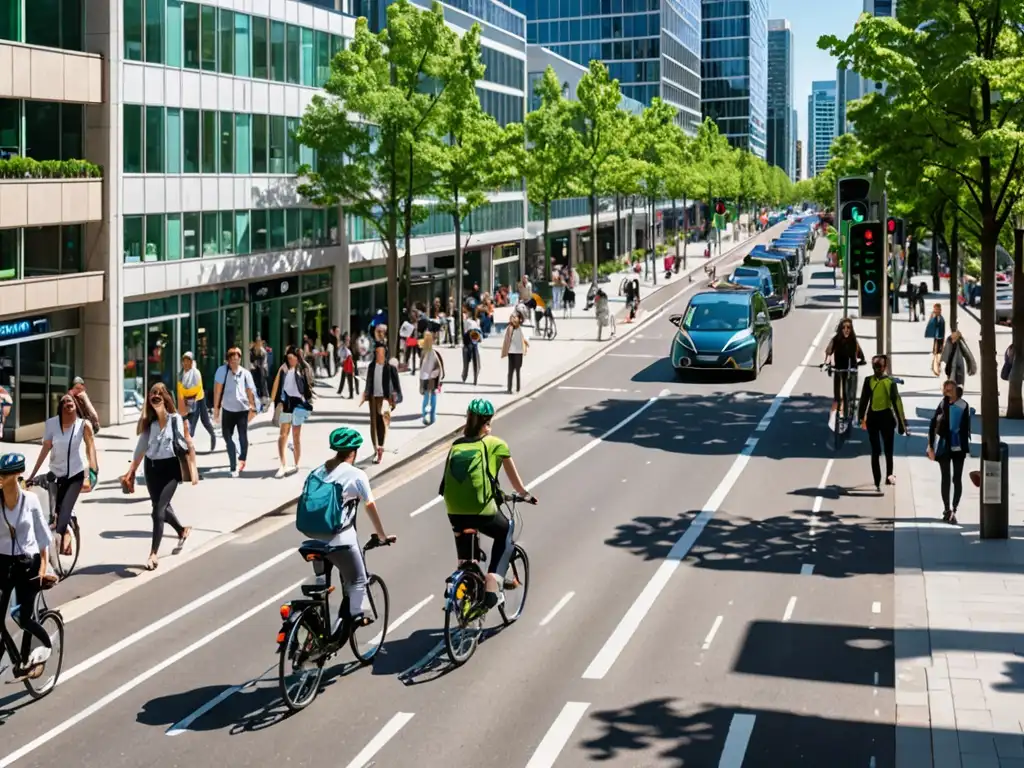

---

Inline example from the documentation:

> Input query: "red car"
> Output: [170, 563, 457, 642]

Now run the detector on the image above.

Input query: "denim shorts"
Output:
[280, 400, 309, 426]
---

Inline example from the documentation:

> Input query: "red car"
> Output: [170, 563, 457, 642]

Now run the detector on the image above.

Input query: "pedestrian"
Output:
[400, 311, 420, 373]
[250, 336, 270, 407]
[928, 379, 972, 525]
[940, 329, 977, 388]
[361, 343, 401, 464]
[461, 310, 482, 385]
[551, 265, 564, 311]
[337, 332, 359, 398]
[858, 354, 909, 492]
[177, 352, 216, 453]
[916, 281, 927, 320]
[624, 279, 640, 323]
[121, 383, 195, 571]
[327, 325, 342, 378]
[213, 348, 258, 478]
[270, 345, 315, 478]
[907, 282, 919, 322]
[595, 287, 615, 341]
[26, 393, 99, 557]
[563, 264, 577, 319]
[501, 311, 529, 394]
[418, 331, 445, 425]
[1001, 343, 1014, 383]
[0, 385, 11, 439]
[924, 303, 946, 376]
[68, 377, 100, 433]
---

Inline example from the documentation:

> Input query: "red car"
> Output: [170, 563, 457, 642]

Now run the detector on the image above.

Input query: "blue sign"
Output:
[0, 317, 49, 342]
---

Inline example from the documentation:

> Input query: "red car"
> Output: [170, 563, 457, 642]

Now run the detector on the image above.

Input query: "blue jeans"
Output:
[421, 390, 437, 422]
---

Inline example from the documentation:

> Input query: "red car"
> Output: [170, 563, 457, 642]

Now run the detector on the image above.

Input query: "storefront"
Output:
[0, 309, 80, 441]
[349, 264, 388, 336]
[492, 243, 521, 296]
[249, 272, 333, 365]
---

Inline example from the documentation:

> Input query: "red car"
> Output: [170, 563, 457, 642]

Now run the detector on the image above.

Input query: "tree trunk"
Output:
[589, 189, 597, 284]
[948, 210, 959, 334]
[650, 197, 657, 285]
[386, 215, 400, 359]
[1008, 225, 1024, 419]
[454, 204, 464, 341]
[682, 196, 688, 270]
[541, 203, 550, 280]
[403, 146, 415, 319]
[614, 195, 620, 260]
[931, 208, 942, 293]
[672, 198, 680, 269]
[979, 220, 1002, 464]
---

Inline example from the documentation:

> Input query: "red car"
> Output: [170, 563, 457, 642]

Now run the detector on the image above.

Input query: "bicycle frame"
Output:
[443, 499, 522, 615]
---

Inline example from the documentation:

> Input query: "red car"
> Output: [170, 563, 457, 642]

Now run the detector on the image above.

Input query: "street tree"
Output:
[692, 118, 738, 249]
[664, 129, 702, 270]
[634, 98, 679, 283]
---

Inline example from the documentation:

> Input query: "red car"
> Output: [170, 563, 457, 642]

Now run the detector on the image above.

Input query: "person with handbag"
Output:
[177, 352, 215, 453]
[501, 312, 529, 394]
[121, 383, 194, 571]
[940, 329, 977, 387]
[418, 331, 445, 425]
[270, 345, 316, 478]
[361, 343, 401, 464]
[928, 380, 972, 525]
[213, 348, 258, 478]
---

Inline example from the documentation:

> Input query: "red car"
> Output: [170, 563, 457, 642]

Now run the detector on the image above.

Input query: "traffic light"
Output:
[714, 199, 726, 216]
[837, 176, 871, 223]
[850, 221, 885, 319]
[886, 216, 905, 246]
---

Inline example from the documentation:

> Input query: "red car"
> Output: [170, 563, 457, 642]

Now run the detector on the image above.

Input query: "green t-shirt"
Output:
[442, 434, 511, 517]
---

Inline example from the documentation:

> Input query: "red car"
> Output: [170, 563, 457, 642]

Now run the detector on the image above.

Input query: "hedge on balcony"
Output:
[0, 157, 102, 180]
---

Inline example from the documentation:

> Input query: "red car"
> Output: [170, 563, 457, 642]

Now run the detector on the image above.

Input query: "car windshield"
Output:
[683, 299, 750, 332]
[731, 276, 762, 289]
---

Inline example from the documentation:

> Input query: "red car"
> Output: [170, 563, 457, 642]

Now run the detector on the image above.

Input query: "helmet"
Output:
[467, 399, 494, 417]
[329, 427, 364, 452]
[0, 453, 26, 475]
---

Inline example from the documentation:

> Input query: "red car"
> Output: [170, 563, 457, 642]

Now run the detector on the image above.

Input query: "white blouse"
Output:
[44, 415, 87, 478]
[0, 490, 52, 557]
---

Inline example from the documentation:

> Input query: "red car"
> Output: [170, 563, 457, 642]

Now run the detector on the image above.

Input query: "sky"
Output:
[767, 0, 865, 177]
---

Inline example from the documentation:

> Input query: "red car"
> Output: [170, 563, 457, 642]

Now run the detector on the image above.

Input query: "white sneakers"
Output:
[275, 466, 298, 479]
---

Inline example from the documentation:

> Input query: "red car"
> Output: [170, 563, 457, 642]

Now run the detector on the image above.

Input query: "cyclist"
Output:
[858, 355, 908, 491]
[823, 318, 866, 424]
[440, 399, 535, 612]
[304, 428, 396, 634]
[0, 453, 56, 680]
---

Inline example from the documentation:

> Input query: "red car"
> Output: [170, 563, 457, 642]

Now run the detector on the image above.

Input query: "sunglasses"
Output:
[149, 394, 164, 403]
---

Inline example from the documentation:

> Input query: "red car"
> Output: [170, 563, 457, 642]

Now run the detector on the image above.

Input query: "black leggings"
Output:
[866, 410, 896, 486]
[145, 457, 186, 554]
[938, 452, 967, 511]
[53, 471, 84, 536]
[338, 369, 359, 397]
[462, 345, 479, 384]
[448, 513, 514, 577]
[507, 353, 523, 393]
[0, 554, 51, 662]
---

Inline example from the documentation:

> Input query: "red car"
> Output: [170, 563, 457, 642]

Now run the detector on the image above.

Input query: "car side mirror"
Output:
[756, 312, 768, 325]
[669, 314, 683, 327]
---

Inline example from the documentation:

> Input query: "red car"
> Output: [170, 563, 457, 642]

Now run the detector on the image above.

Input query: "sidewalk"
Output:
[27, 222, 784, 605]
[884, 282, 1024, 766]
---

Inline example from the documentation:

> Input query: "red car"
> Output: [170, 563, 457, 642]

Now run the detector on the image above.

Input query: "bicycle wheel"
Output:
[24, 610, 64, 699]
[278, 608, 327, 712]
[349, 575, 390, 664]
[444, 573, 483, 666]
[545, 317, 557, 340]
[52, 519, 81, 579]
[498, 545, 530, 626]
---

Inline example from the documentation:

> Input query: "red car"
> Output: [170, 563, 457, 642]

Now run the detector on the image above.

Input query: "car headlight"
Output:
[675, 330, 697, 351]
[723, 332, 756, 352]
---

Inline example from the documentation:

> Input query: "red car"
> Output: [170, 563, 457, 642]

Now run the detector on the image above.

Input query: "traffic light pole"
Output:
[841, 220, 851, 318]
[879, 190, 891, 360]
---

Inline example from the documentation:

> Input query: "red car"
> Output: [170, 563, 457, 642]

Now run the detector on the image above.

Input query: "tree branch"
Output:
[993, 142, 1022, 219]
[922, 159, 983, 208]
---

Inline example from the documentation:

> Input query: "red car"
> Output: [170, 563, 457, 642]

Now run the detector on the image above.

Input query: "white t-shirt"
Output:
[507, 327, 525, 355]
[0, 489, 52, 557]
[44, 416, 87, 478]
[321, 461, 374, 546]
[283, 368, 302, 398]
[399, 321, 415, 340]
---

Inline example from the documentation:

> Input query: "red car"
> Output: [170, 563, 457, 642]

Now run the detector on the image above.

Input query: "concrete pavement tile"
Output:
[932, 729, 962, 768]
[952, 678, 986, 700]
[929, 668, 952, 691]
[945, 652, 980, 671]
[998, 761, 1024, 768]
[958, 754, 1000, 768]
[957, 710, 996, 730]
[899, 704, 933, 725]
[957, 731, 998, 757]
[930, 691, 957, 727]
[995, 735, 1024, 760]
[897, 727, 935, 768]
[901, 666, 930, 692]
[899, 690, 932, 707]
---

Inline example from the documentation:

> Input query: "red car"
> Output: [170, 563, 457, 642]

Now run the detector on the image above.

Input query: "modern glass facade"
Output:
[807, 79, 837, 177]
[836, 66, 861, 136]
[765, 19, 793, 179]
[700, 0, 768, 157]
[503, 0, 703, 133]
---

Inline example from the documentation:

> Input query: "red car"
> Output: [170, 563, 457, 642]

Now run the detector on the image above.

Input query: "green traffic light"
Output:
[851, 206, 864, 223]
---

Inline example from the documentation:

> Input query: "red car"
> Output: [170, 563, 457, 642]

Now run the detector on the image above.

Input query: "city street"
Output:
[0, 240, 903, 767]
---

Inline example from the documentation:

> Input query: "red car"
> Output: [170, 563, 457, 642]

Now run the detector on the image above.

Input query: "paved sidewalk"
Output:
[884, 282, 1024, 767]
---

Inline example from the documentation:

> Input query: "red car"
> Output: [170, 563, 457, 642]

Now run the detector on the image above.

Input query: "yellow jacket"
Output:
[177, 368, 204, 403]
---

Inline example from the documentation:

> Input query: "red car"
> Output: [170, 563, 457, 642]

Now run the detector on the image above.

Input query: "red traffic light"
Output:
[864, 229, 874, 243]
[715, 201, 726, 215]
[887, 218, 896, 233]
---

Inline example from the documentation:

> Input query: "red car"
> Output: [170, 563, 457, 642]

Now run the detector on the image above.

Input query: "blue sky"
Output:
[768, 0, 864, 175]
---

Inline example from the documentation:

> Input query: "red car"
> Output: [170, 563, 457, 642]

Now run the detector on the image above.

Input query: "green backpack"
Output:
[439, 437, 500, 515]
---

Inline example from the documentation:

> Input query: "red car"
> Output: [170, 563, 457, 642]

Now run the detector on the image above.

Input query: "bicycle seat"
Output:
[298, 540, 350, 560]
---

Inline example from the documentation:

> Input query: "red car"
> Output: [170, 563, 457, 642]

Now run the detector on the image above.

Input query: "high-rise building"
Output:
[701, 0, 769, 158]
[808, 80, 837, 177]
[860, 0, 896, 96]
[836, 65, 862, 135]
[766, 19, 794, 178]
[795, 139, 803, 181]
[503, 0, 703, 133]
[790, 107, 798, 179]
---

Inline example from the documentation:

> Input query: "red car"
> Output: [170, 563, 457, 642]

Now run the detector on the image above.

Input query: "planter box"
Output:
[0, 271, 105, 315]
[0, 178, 102, 228]
[0, 42, 103, 103]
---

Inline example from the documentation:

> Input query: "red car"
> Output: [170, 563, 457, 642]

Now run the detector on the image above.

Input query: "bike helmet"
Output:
[329, 427, 364, 452]
[467, 399, 495, 417]
[0, 453, 26, 475]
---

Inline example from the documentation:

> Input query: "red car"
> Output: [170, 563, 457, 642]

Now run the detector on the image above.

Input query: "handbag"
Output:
[169, 415, 189, 459]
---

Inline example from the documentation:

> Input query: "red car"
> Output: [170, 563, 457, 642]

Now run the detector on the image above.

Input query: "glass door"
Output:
[124, 325, 146, 414]
[147, 320, 175, 392]
[195, 311, 220, 404]
[223, 305, 245, 353]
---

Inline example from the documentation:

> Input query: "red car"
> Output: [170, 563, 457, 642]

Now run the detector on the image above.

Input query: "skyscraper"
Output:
[503, 0, 703, 133]
[766, 19, 794, 178]
[836, 66, 862, 135]
[859, 0, 896, 97]
[795, 140, 803, 181]
[791, 107, 798, 179]
[701, 0, 769, 158]
[808, 80, 838, 177]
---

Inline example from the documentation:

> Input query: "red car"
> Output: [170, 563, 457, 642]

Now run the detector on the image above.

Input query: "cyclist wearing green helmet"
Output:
[300, 428, 396, 629]
[439, 400, 535, 611]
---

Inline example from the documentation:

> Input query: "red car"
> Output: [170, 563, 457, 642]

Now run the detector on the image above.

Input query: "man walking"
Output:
[213, 348, 258, 477]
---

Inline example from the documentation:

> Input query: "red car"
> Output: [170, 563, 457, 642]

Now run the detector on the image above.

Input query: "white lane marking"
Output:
[557, 386, 628, 393]
[59, 549, 293, 686]
[702, 615, 724, 650]
[605, 353, 659, 358]
[166, 665, 272, 736]
[0, 580, 303, 768]
[872, 601, 881, 614]
[800, 564, 814, 576]
[411, 393, 663, 517]
[756, 313, 833, 432]
[369, 594, 433, 648]
[344, 712, 415, 768]
[524, 701, 591, 768]
[782, 596, 798, 622]
[718, 713, 757, 768]
[812, 459, 834, 515]
[539, 592, 575, 627]
[869, 757, 877, 768]
[580, 314, 834, 681]
[873, 671, 879, 685]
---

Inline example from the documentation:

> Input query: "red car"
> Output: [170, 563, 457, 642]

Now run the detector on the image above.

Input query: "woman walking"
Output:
[419, 331, 445, 425]
[178, 352, 216, 452]
[858, 355, 908, 492]
[336, 332, 359, 398]
[501, 311, 529, 394]
[461, 310, 482, 385]
[361, 344, 401, 464]
[122, 383, 194, 571]
[924, 304, 945, 377]
[941, 329, 977, 388]
[26, 393, 99, 557]
[595, 287, 615, 340]
[270, 346, 315, 479]
[250, 335, 271, 407]
[928, 380, 972, 525]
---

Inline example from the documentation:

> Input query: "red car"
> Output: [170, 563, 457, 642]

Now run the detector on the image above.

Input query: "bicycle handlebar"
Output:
[502, 492, 537, 505]
[23, 476, 50, 490]
[363, 533, 396, 553]
[819, 361, 865, 374]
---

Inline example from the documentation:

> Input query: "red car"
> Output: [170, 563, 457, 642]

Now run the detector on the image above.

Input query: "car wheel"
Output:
[766, 340, 774, 365]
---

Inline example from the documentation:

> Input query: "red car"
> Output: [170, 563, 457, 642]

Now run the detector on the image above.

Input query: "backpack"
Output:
[296, 467, 357, 538]
[439, 437, 500, 515]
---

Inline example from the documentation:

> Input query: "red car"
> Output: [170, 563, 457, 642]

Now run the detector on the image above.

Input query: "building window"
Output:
[270, 21, 285, 82]
[124, 215, 144, 262]
[269, 209, 285, 249]
[145, 106, 164, 173]
[251, 209, 267, 252]
[235, 210, 250, 255]
[166, 213, 182, 261]
[286, 24, 300, 85]
[286, 209, 300, 248]
[286, 117, 300, 174]
[220, 111, 233, 173]
[252, 114, 267, 173]
[234, 12, 250, 78]
[218, 9, 233, 75]
[234, 113, 250, 175]
[219, 211, 234, 255]
[183, 212, 199, 258]
[145, 0, 163, 63]
[200, 4, 216, 71]
[22, 225, 81, 276]
[0, 0, 19, 42]
[165, 0, 183, 67]
[145, 213, 164, 261]
[166, 107, 182, 174]
[183, 1, 199, 68]
[201, 110, 217, 173]
[183, 108, 199, 172]
[202, 211, 219, 255]
[252, 16, 268, 79]
[0, 228, 18, 280]
[124, 0, 144, 60]
[124, 104, 143, 173]
[269, 115, 285, 174]
[301, 28, 314, 87]
[315, 30, 331, 87]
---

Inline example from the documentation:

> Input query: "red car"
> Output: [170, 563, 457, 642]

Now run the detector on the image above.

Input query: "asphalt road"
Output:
[0, 241, 897, 768]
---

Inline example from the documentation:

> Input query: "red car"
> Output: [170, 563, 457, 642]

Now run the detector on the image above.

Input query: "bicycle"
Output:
[443, 493, 532, 666]
[0, 577, 65, 699]
[535, 306, 557, 340]
[820, 361, 865, 450]
[275, 534, 392, 712]
[25, 475, 80, 579]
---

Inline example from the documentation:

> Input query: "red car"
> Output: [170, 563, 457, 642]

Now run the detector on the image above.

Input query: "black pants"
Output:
[866, 410, 896, 487]
[221, 409, 250, 470]
[187, 399, 216, 449]
[462, 345, 479, 385]
[507, 353, 523, 393]
[338, 370, 358, 397]
[448, 513, 514, 577]
[404, 344, 419, 373]
[144, 457, 186, 554]
[0, 553, 51, 662]
[938, 452, 967, 511]
[53, 471, 84, 536]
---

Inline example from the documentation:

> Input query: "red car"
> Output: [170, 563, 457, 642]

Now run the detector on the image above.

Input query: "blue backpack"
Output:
[296, 467, 356, 538]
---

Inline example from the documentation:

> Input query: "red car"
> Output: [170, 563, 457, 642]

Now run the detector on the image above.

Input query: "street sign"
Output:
[850, 221, 885, 318]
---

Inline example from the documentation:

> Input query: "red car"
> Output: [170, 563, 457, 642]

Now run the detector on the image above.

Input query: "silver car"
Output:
[996, 288, 1013, 322]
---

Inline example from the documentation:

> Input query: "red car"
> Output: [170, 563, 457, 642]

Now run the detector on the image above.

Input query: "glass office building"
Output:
[502, 0, 703, 134]
[766, 19, 793, 179]
[701, 0, 768, 158]
[808, 79, 837, 177]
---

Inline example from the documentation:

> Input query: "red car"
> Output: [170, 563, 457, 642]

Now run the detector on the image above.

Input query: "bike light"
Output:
[280, 605, 291, 620]
[276, 631, 286, 644]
